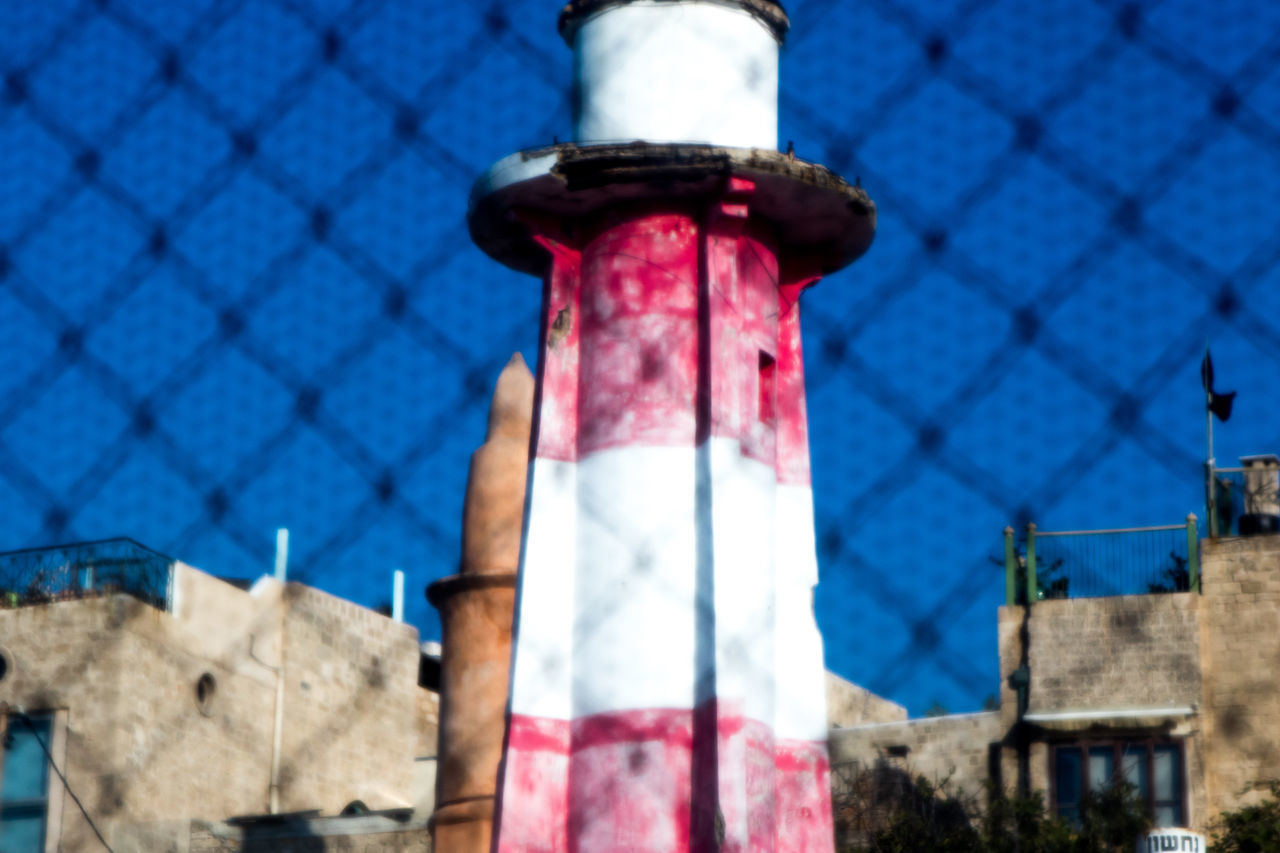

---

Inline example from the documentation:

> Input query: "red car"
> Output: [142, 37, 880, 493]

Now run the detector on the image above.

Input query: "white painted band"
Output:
[510, 442, 832, 737]
[571, 443, 701, 717]
[572, 1, 779, 148]
[570, 440, 786, 721]
[508, 457, 577, 721]
[707, 443, 777, 723]
[775, 483, 830, 741]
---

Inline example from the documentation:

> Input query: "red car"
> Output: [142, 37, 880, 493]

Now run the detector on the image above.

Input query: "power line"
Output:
[5, 709, 114, 853]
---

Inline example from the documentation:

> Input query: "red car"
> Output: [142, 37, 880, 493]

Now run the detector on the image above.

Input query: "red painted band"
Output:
[775, 298, 811, 487]
[494, 706, 835, 852]
[528, 205, 815, 486]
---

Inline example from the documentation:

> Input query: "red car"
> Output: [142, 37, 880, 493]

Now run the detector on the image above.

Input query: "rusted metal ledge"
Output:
[557, 0, 791, 43]
[469, 142, 876, 277]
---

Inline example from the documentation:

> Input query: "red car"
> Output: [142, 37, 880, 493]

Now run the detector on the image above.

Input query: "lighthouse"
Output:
[466, 1, 875, 850]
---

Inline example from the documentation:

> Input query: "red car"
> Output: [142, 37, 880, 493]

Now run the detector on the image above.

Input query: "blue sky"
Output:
[0, 0, 1277, 714]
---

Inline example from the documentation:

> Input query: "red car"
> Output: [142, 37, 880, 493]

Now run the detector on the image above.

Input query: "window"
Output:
[757, 350, 776, 427]
[1, 714, 52, 852]
[1052, 739, 1185, 828]
[195, 672, 218, 715]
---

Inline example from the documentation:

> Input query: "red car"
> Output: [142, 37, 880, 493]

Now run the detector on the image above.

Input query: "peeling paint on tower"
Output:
[466, 1, 876, 850]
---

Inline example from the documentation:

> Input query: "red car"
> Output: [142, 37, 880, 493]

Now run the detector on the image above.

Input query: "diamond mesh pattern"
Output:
[0, 0, 1276, 714]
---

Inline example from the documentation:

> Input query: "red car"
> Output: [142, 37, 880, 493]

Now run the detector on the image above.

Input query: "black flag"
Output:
[1201, 349, 1236, 422]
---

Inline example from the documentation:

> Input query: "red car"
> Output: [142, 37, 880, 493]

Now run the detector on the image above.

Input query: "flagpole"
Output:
[1206, 392, 1216, 538]
[1204, 344, 1217, 539]
[1201, 345, 1238, 539]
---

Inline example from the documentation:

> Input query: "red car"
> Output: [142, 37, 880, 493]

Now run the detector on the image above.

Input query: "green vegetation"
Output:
[1212, 783, 1280, 853]
[833, 763, 1149, 853]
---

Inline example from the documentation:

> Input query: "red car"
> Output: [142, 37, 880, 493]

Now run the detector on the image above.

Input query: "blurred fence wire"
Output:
[0, 0, 1278, 712]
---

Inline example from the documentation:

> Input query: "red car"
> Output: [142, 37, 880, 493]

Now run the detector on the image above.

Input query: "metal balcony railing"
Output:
[0, 538, 174, 612]
[1003, 518, 1199, 605]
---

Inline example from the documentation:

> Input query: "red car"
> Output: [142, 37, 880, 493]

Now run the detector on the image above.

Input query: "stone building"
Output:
[0, 539, 438, 852]
[831, 457, 1280, 839]
[13, 372, 1273, 852]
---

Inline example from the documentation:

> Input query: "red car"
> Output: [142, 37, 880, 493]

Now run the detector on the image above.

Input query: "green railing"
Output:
[1003, 516, 1199, 605]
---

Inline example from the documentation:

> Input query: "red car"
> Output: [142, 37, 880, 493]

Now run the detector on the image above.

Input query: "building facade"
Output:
[0, 541, 437, 851]
[832, 519, 1280, 839]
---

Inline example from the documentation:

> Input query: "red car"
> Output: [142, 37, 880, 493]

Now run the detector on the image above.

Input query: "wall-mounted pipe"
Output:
[249, 631, 285, 814]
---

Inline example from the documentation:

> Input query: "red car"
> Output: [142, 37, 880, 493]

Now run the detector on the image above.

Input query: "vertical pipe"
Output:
[1025, 523, 1037, 606]
[1186, 514, 1199, 593]
[1206, 384, 1217, 538]
[249, 632, 286, 815]
[0, 705, 8, 782]
[274, 528, 289, 582]
[269, 528, 289, 812]
[1004, 526, 1016, 607]
[392, 569, 405, 622]
[270, 656, 284, 814]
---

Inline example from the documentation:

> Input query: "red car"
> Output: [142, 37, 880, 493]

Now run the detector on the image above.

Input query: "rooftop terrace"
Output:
[0, 537, 174, 612]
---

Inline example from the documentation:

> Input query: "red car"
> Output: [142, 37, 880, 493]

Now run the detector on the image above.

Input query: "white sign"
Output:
[1137, 828, 1205, 852]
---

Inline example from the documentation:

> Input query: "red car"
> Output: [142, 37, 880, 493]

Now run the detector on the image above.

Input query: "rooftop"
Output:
[0, 537, 174, 612]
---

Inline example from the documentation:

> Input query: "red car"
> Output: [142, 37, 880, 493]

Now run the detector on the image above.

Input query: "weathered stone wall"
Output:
[277, 582, 423, 813]
[189, 817, 432, 852]
[995, 593, 1203, 820]
[829, 711, 1000, 798]
[1199, 534, 1280, 823]
[414, 688, 441, 811]
[828, 712, 1000, 851]
[995, 591, 1208, 828]
[826, 671, 907, 729]
[0, 568, 436, 850]
[823, 535, 1280, 835]
[997, 593, 1201, 720]
[171, 562, 280, 661]
[0, 595, 278, 851]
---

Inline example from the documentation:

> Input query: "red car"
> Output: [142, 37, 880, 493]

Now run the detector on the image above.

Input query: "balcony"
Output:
[0, 538, 175, 612]
[1002, 518, 1199, 605]
[1207, 455, 1280, 538]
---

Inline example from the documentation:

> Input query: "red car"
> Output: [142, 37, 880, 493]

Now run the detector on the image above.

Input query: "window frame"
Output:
[1049, 736, 1187, 828]
[1, 712, 52, 852]
[757, 349, 777, 428]
[0, 710, 66, 853]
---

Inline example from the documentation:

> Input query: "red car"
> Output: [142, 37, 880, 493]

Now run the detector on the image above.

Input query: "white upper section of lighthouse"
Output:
[570, 1, 780, 149]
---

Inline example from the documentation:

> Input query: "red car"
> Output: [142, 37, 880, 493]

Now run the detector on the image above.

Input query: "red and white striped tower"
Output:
[468, 2, 875, 850]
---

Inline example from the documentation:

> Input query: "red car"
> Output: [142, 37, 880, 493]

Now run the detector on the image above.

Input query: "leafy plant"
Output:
[996, 546, 1069, 604]
[1147, 552, 1191, 594]
[833, 761, 1150, 853]
[1212, 782, 1280, 853]
[1074, 782, 1151, 852]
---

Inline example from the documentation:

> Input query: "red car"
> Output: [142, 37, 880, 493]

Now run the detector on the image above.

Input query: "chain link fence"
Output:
[0, 0, 1277, 714]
